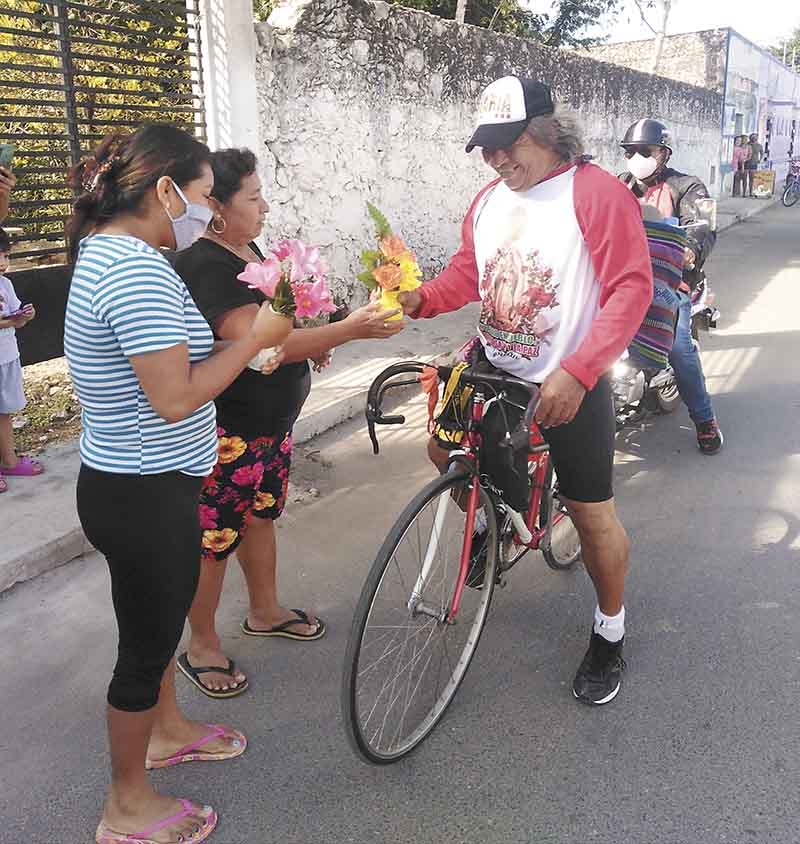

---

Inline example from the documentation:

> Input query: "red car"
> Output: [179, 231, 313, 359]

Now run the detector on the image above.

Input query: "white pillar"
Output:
[196, 0, 261, 152]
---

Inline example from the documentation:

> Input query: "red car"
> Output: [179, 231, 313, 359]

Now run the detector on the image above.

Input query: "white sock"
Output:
[473, 506, 488, 534]
[594, 605, 625, 643]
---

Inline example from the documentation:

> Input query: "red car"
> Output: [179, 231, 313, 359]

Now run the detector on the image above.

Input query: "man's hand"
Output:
[683, 246, 697, 269]
[343, 302, 404, 339]
[397, 290, 422, 316]
[534, 367, 586, 429]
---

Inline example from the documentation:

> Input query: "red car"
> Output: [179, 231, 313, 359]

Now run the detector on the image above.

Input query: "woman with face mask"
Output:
[64, 124, 293, 844]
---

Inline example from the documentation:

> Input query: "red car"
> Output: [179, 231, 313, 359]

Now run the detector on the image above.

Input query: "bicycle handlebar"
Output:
[365, 360, 541, 455]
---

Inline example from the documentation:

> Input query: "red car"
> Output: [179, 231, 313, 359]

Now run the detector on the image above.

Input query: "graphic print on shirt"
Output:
[478, 215, 560, 361]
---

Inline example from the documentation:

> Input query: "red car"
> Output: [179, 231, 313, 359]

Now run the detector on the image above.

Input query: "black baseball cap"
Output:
[465, 76, 555, 153]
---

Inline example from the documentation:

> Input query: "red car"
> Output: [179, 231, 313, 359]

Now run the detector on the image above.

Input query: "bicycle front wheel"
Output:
[342, 469, 498, 764]
[782, 185, 799, 207]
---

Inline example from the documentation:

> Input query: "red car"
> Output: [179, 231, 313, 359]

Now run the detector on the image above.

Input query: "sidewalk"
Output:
[0, 192, 779, 594]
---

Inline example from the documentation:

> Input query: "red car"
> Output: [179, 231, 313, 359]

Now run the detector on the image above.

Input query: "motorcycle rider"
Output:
[619, 119, 723, 455]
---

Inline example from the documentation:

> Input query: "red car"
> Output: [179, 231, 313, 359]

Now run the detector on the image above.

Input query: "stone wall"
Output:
[585, 29, 729, 94]
[255, 0, 722, 304]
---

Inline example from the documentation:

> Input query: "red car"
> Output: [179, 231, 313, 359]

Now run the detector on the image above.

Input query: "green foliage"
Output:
[769, 26, 800, 69]
[366, 202, 393, 239]
[253, 0, 276, 21]
[361, 248, 382, 268]
[0, 1, 201, 266]
[357, 269, 379, 289]
[391, 0, 620, 47]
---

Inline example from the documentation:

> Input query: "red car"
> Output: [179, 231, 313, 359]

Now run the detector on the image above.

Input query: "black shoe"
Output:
[572, 632, 626, 705]
[696, 418, 723, 455]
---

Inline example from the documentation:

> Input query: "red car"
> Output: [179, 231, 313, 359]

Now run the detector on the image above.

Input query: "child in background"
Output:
[0, 227, 43, 493]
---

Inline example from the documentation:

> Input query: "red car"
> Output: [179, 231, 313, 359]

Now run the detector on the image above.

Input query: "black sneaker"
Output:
[696, 418, 724, 455]
[572, 632, 626, 705]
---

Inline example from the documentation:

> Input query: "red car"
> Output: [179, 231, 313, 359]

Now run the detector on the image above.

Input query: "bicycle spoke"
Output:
[346, 474, 497, 761]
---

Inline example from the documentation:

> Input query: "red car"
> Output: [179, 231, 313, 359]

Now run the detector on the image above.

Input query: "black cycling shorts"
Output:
[433, 359, 615, 510]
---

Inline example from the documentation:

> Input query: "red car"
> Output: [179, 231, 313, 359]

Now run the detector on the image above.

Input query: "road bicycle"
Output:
[341, 361, 581, 764]
[781, 159, 800, 207]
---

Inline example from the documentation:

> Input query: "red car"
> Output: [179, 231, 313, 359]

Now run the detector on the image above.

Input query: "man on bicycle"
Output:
[619, 118, 724, 455]
[399, 76, 653, 706]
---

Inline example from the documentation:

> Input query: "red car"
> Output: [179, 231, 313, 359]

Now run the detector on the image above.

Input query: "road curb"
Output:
[0, 528, 94, 595]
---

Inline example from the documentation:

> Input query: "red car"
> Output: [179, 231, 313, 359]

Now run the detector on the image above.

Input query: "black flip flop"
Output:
[176, 652, 249, 699]
[241, 609, 326, 641]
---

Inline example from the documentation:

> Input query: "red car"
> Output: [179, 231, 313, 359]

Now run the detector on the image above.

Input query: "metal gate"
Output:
[0, 0, 205, 362]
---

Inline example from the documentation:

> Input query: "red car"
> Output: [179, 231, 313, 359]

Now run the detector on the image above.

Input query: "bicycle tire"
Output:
[782, 185, 799, 207]
[539, 464, 581, 570]
[342, 469, 498, 764]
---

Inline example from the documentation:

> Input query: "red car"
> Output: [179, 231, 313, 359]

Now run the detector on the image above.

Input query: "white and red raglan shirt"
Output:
[414, 162, 653, 390]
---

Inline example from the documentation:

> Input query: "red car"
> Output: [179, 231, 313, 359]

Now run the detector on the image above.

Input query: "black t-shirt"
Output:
[173, 238, 311, 439]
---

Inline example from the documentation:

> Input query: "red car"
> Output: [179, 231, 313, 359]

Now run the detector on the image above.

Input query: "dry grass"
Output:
[14, 358, 81, 454]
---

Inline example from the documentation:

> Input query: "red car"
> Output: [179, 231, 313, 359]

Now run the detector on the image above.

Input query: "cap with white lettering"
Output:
[465, 76, 555, 153]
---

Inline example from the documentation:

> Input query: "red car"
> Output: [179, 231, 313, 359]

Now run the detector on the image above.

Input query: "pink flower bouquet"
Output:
[237, 238, 337, 320]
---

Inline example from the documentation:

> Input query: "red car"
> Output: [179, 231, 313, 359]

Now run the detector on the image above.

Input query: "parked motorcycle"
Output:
[613, 200, 719, 428]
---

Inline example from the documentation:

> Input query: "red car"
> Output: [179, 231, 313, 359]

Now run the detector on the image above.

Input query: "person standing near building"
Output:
[731, 136, 749, 197]
[745, 133, 763, 197]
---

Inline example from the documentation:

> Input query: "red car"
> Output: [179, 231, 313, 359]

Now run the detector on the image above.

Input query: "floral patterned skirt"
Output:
[198, 426, 292, 562]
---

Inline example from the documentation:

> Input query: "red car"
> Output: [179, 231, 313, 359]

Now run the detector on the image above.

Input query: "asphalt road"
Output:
[1, 206, 799, 844]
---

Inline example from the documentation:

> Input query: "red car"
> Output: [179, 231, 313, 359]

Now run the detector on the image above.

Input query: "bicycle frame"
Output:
[444, 388, 554, 621]
[365, 360, 566, 625]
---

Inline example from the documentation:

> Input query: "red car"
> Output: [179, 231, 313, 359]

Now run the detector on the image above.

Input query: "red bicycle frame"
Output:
[447, 390, 553, 620]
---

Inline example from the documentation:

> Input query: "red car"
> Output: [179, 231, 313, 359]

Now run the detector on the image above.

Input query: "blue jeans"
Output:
[668, 291, 714, 424]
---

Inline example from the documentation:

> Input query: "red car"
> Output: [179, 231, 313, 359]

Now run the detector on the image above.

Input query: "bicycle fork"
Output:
[407, 471, 482, 624]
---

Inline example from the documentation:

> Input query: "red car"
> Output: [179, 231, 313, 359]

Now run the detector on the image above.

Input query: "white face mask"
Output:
[165, 181, 213, 251]
[627, 152, 660, 181]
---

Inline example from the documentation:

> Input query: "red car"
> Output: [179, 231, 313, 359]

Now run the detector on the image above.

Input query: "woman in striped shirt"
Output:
[65, 124, 292, 844]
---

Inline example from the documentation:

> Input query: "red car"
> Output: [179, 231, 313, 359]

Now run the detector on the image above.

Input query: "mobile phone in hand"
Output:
[0, 143, 15, 170]
[4, 304, 28, 320]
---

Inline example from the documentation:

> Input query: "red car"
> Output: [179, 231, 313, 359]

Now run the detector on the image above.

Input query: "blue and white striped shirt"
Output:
[65, 235, 218, 476]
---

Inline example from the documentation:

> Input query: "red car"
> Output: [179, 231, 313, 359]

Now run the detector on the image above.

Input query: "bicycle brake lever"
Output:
[376, 414, 405, 425]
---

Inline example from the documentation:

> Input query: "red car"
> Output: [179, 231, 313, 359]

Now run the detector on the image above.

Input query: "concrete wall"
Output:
[251, 0, 722, 304]
[586, 30, 729, 94]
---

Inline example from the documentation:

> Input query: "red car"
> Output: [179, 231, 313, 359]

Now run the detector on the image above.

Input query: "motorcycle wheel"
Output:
[647, 382, 681, 414]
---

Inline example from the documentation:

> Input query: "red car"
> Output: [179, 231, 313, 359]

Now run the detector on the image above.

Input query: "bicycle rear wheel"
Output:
[539, 464, 581, 570]
[342, 469, 498, 764]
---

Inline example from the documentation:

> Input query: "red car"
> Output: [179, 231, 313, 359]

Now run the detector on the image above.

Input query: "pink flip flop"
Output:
[95, 799, 217, 844]
[145, 723, 247, 770]
[2, 455, 44, 476]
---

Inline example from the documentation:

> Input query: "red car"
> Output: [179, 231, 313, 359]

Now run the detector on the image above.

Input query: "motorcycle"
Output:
[613, 200, 719, 428]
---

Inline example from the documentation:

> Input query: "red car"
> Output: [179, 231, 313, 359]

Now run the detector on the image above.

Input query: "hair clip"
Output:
[83, 156, 119, 193]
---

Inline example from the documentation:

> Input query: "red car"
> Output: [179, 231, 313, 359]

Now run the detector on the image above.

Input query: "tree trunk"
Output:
[455, 0, 467, 25]
[649, 0, 672, 75]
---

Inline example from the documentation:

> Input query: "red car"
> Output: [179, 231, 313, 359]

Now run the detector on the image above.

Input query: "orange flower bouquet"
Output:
[358, 203, 422, 321]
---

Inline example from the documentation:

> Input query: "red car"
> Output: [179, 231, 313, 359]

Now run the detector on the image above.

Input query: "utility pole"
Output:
[455, 0, 467, 24]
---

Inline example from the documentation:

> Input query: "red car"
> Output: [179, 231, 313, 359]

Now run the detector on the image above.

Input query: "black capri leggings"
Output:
[77, 465, 203, 712]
